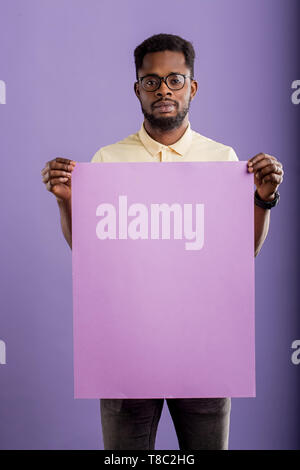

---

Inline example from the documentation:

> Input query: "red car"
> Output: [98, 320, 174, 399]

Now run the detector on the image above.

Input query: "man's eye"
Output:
[169, 75, 182, 84]
[146, 79, 157, 86]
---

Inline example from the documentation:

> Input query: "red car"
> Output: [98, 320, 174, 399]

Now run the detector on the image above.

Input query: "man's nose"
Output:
[154, 80, 173, 98]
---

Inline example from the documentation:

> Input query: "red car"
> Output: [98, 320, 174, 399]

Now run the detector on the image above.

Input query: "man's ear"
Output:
[190, 79, 198, 100]
[134, 81, 140, 99]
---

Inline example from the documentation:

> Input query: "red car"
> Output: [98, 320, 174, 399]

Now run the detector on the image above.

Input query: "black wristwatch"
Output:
[254, 189, 280, 209]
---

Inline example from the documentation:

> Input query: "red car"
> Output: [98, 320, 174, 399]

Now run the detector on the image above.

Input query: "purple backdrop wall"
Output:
[0, 0, 299, 449]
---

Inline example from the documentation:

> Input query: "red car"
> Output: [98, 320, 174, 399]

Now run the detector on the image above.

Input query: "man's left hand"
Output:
[247, 153, 284, 201]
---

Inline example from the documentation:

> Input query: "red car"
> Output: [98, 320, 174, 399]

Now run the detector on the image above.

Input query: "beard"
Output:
[141, 97, 191, 131]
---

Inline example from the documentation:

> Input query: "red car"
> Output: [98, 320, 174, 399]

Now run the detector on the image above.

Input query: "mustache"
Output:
[151, 99, 178, 109]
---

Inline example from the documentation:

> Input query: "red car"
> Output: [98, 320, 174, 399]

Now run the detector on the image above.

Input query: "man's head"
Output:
[134, 34, 198, 131]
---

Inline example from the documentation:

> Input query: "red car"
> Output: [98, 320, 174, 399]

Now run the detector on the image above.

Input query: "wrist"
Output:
[56, 197, 72, 209]
[254, 189, 280, 209]
[259, 192, 276, 202]
[256, 189, 276, 202]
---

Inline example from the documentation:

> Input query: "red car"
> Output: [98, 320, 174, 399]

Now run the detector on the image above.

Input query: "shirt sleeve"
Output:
[228, 147, 239, 161]
[90, 148, 103, 163]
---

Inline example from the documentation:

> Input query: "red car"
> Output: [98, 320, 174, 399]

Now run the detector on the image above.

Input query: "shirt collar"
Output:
[138, 121, 193, 158]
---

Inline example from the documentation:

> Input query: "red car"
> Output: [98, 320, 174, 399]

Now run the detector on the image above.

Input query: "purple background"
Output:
[0, 0, 299, 449]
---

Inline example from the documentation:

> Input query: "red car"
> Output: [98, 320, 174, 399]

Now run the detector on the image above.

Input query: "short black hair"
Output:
[134, 33, 195, 80]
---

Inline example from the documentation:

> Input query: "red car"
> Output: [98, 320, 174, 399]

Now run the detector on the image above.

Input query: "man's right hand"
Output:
[41, 157, 76, 202]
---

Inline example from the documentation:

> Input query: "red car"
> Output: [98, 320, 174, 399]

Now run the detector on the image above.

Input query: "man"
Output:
[41, 34, 284, 450]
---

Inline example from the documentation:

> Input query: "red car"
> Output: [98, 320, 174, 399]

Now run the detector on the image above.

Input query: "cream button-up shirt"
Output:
[91, 122, 238, 163]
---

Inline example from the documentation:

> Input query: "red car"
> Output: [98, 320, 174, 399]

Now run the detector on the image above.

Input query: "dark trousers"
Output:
[100, 397, 231, 450]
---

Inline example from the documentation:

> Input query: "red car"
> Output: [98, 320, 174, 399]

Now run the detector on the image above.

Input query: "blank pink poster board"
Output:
[72, 161, 255, 398]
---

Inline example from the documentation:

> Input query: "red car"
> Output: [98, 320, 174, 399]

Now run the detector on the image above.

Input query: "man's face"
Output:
[134, 50, 198, 131]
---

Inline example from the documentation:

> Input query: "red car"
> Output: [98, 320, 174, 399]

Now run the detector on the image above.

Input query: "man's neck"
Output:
[143, 116, 189, 146]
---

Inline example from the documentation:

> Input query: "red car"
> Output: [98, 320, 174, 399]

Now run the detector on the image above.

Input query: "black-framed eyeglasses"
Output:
[137, 73, 193, 92]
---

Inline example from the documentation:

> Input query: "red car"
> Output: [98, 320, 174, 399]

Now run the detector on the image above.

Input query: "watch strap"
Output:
[254, 189, 280, 209]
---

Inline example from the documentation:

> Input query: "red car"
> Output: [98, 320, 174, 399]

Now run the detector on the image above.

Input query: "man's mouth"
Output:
[153, 101, 177, 113]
